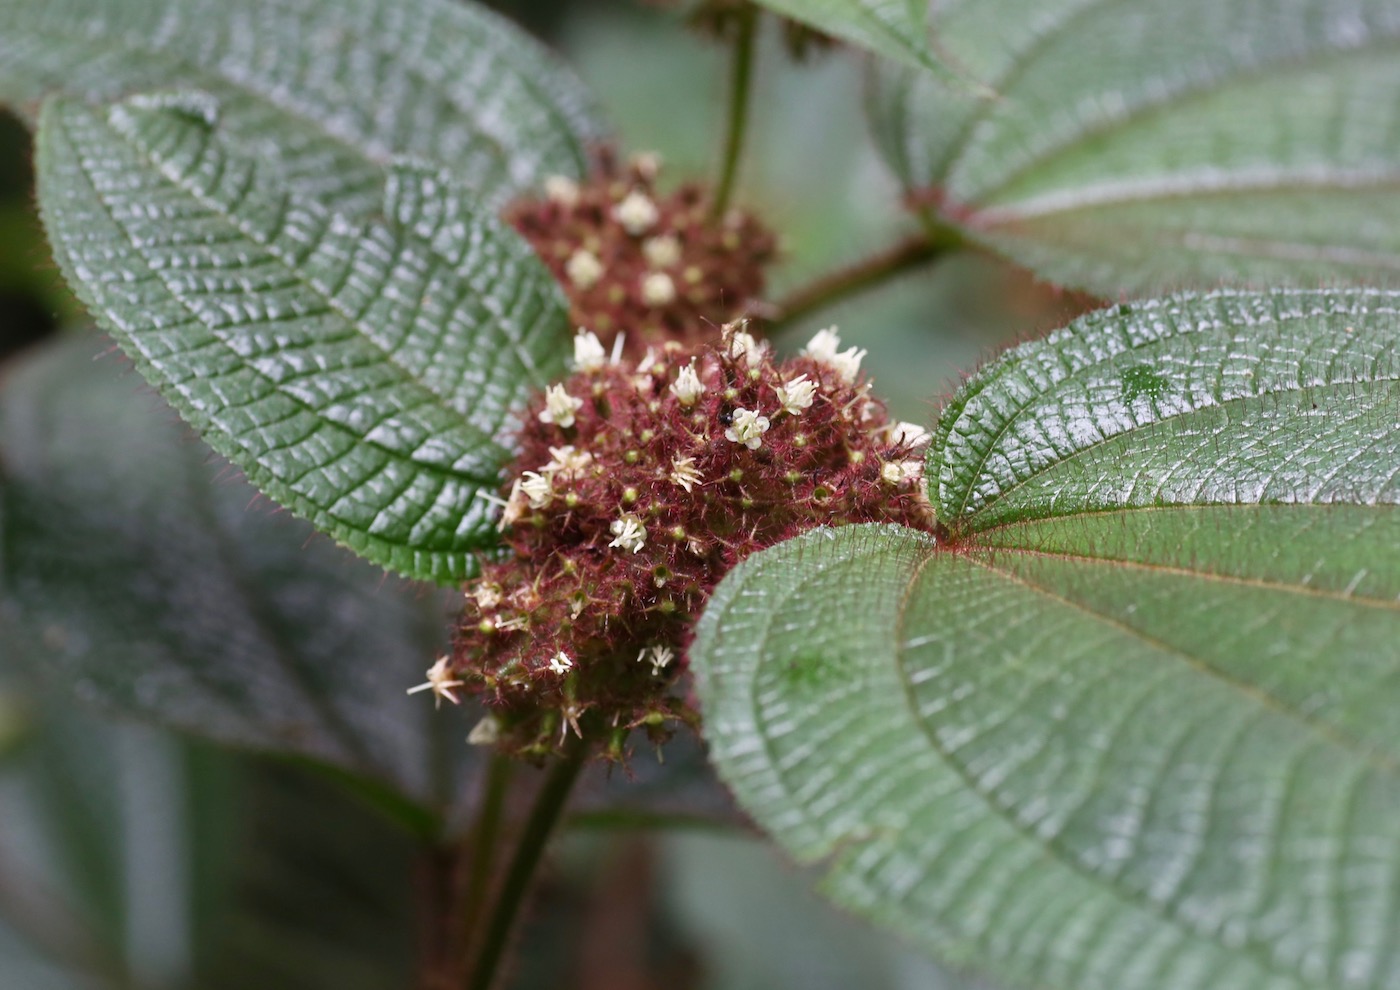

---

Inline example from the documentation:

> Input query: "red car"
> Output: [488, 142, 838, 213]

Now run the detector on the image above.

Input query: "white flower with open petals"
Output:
[669, 455, 702, 492]
[643, 235, 682, 268]
[538, 384, 584, 428]
[609, 514, 647, 553]
[637, 645, 676, 676]
[545, 651, 574, 675]
[613, 190, 659, 235]
[725, 408, 770, 449]
[406, 656, 464, 708]
[572, 329, 607, 372]
[883, 421, 931, 448]
[775, 374, 817, 415]
[544, 445, 592, 478]
[724, 323, 766, 363]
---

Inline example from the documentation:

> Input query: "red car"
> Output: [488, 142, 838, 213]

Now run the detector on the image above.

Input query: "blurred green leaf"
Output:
[0, 0, 606, 214]
[747, 0, 968, 86]
[867, 0, 1400, 294]
[36, 95, 570, 583]
[692, 288, 1400, 990]
[0, 333, 476, 814]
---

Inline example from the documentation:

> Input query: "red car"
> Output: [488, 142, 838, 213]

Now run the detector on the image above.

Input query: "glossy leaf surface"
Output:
[0, 0, 605, 214]
[866, 0, 1400, 294]
[693, 288, 1400, 990]
[37, 96, 570, 582]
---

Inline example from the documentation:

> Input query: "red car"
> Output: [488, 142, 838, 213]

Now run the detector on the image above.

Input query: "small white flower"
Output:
[544, 175, 580, 207]
[519, 471, 554, 509]
[669, 362, 706, 406]
[467, 715, 501, 746]
[642, 234, 682, 268]
[881, 459, 923, 487]
[637, 645, 676, 676]
[494, 615, 528, 633]
[469, 582, 503, 611]
[882, 421, 932, 448]
[406, 656, 465, 708]
[545, 651, 574, 675]
[641, 271, 676, 306]
[572, 329, 607, 372]
[723, 322, 767, 364]
[497, 479, 528, 530]
[803, 326, 867, 384]
[565, 249, 605, 290]
[613, 190, 659, 235]
[669, 455, 702, 493]
[538, 384, 584, 428]
[609, 514, 647, 553]
[775, 374, 817, 415]
[631, 151, 663, 179]
[543, 445, 592, 478]
[725, 408, 771, 450]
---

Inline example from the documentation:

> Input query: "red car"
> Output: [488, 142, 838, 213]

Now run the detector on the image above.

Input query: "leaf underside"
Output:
[692, 288, 1400, 990]
[0, 0, 606, 215]
[37, 95, 571, 583]
[866, 0, 1400, 294]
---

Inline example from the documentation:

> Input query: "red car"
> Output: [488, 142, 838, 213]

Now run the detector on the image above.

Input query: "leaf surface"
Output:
[692, 288, 1400, 990]
[36, 95, 570, 582]
[0, 0, 605, 214]
[866, 0, 1400, 294]
[0, 334, 471, 810]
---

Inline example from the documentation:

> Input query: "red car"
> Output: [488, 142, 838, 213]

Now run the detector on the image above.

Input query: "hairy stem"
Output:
[711, 7, 757, 220]
[466, 742, 588, 990]
[767, 231, 961, 334]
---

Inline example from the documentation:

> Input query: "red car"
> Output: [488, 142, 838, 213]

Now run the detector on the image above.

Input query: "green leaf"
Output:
[692, 288, 1400, 990]
[748, 0, 969, 86]
[0, 334, 475, 811]
[36, 95, 571, 583]
[866, 0, 1400, 294]
[0, 0, 606, 214]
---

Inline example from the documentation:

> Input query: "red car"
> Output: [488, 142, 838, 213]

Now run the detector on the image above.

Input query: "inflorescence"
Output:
[503, 151, 777, 355]
[417, 323, 936, 759]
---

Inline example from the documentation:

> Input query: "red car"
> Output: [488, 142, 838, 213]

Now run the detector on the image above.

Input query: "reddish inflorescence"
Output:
[448, 324, 936, 759]
[503, 151, 778, 355]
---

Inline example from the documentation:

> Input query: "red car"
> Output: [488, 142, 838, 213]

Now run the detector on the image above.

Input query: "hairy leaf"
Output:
[693, 288, 1400, 990]
[37, 95, 570, 582]
[866, 0, 1400, 294]
[0, 0, 605, 214]
[0, 334, 473, 812]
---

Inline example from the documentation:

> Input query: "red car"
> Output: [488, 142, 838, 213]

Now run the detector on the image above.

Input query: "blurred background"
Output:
[0, 1, 1079, 987]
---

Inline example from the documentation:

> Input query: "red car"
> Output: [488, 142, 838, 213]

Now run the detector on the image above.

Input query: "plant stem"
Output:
[711, 7, 757, 220]
[465, 742, 588, 990]
[766, 231, 961, 334]
[461, 755, 512, 937]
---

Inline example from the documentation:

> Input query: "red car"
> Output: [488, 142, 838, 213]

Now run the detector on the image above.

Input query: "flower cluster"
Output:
[428, 325, 935, 759]
[503, 151, 778, 355]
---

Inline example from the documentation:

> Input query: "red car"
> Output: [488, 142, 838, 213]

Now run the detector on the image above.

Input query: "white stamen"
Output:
[544, 175, 580, 207]
[545, 651, 574, 675]
[637, 645, 676, 676]
[497, 479, 528, 530]
[469, 582, 503, 611]
[519, 471, 553, 509]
